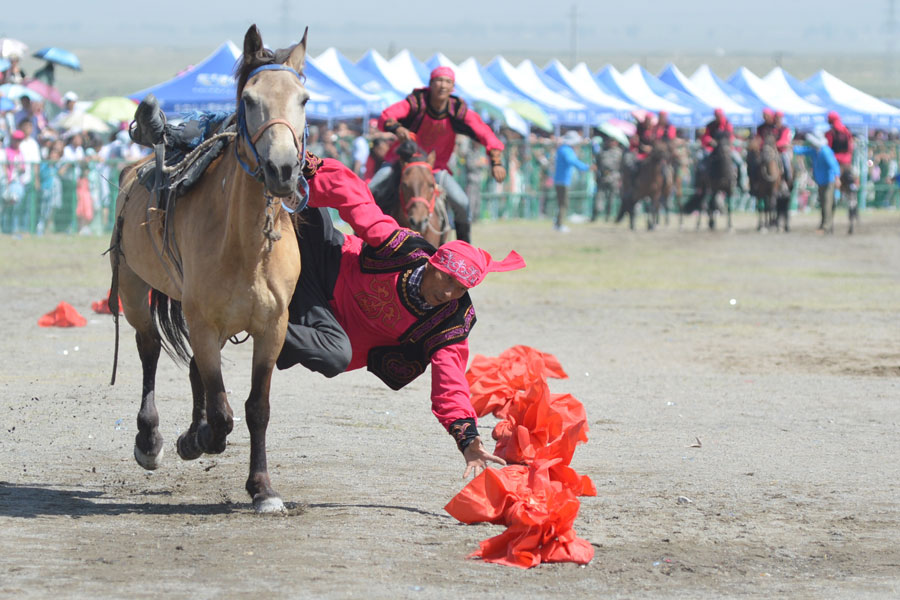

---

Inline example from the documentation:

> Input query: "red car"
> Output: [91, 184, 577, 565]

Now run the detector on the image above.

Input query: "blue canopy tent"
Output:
[130, 41, 242, 115]
[658, 64, 757, 126]
[727, 67, 826, 128]
[623, 65, 713, 125]
[514, 59, 618, 123]
[355, 49, 410, 97]
[543, 60, 636, 121]
[485, 56, 590, 126]
[303, 58, 372, 120]
[312, 47, 399, 113]
[594, 65, 699, 127]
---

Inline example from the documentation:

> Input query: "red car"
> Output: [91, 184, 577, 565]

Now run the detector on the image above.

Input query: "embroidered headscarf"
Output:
[428, 240, 526, 288]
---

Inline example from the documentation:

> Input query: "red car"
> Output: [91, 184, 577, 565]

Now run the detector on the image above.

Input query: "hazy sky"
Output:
[4, 0, 896, 57]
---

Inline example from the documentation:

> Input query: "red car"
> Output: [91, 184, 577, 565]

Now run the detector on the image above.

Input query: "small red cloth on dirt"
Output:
[428, 240, 525, 289]
[38, 302, 87, 327]
[444, 459, 594, 569]
[91, 289, 123, 314]
[467, 346, 568, 419]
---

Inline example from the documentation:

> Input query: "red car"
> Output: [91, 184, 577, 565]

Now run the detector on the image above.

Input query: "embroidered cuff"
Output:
[489, 148, 503, 167]
[449, 418, 479, 453]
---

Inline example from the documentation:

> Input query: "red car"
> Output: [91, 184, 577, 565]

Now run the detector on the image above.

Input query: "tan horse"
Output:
[394, 139, 450, 246]
[108, 25, 307, 512]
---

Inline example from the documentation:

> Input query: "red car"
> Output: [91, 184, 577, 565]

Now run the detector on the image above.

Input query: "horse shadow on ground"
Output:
[0, 481, 451, 520]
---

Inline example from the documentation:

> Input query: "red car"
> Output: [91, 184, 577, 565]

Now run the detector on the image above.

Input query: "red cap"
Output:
[658, 110, 668, 120]
[774, 110, 784, 119]
[762, 108, 774, 118]
[430, 66, 455, 82]
[714, 108, 725, 119]
[827, 110, 840, 123]
[428, 240, 525, 288]
[11, 130, 25, 140]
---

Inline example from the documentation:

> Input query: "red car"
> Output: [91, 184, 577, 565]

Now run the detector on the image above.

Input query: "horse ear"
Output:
[244, 24, 264, 57]
[426, 151, 436, 167]
[286, 27, 308, 72]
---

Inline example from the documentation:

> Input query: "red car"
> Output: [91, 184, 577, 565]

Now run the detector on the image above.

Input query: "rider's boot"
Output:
[130, 94, 167, 147]
[455, 222, 471, 244]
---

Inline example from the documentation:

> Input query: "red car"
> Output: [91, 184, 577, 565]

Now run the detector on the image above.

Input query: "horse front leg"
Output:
[244, 327, 286, 513]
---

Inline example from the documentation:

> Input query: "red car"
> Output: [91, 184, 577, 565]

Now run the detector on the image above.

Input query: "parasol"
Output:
[24, 79, 63, 106]
[0, 38, 27, 59]
[86, 96, 139, 124]
[507, 100, 553, 133]
[58, 111, 113, 135]
[32, 47, 82, 71]
[0, 83, 43, 102]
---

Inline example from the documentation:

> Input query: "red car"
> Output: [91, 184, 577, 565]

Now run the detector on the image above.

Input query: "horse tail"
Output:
[150, 290, 192, 365]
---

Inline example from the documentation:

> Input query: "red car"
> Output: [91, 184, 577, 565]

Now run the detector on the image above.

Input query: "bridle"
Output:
[399, 160, 439, 215]
[234, 63, 309, 213]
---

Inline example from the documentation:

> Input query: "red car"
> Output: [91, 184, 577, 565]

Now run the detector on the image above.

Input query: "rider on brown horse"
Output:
[368, 66, 507, 243]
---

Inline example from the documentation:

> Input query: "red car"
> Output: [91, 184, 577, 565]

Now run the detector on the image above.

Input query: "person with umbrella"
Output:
[32, 47, 82, 87]
[1, 54, 26, 84]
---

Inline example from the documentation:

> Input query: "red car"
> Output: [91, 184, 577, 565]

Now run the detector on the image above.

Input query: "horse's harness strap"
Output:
[234, 63, 309, 214]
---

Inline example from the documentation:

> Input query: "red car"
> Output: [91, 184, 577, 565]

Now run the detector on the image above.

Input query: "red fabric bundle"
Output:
[467, 345, 568, 418]
[91, 289, 123, 314]
[38, 302, 87, 327]
[445, 459, 594, 569]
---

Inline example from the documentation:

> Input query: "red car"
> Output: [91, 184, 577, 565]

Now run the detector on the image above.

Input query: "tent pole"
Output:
[860, 126, 868, 211]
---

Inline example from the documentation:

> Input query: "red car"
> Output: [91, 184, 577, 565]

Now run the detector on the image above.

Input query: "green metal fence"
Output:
[2, 140, 897, 236]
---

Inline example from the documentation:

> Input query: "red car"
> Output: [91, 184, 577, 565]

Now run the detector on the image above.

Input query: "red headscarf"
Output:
[430, 66, 455, 82]
[428, 240, 526, 288]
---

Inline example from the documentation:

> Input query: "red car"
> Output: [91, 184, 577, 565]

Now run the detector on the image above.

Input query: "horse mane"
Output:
[395, 139, 429, 163]
[233, 44, 305, 100]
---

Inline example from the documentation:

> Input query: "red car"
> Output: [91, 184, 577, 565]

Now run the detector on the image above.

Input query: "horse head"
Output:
[235, 24, 310, 199]
[395, 140, 438, 234]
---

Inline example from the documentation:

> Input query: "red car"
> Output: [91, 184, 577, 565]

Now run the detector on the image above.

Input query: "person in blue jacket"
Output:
[553, 130, 592, 232]
[794, 132, 842, 234]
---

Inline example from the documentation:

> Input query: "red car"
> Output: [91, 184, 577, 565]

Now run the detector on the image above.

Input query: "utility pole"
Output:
[888, 0, 897, 81]
[281, 0, 291, 47]
[570, 4, 578, 65]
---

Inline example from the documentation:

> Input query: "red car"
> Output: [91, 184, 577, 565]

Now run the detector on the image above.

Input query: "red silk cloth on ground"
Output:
[449, 346, 595, 568]
[445, 459, 594, 569]
[91, 289, 123, 314]
[38, 302, 87, 327]
[467, 345, 568, 419]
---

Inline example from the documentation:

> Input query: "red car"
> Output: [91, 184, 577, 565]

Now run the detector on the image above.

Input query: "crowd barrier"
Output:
[2, 142, 898, 236]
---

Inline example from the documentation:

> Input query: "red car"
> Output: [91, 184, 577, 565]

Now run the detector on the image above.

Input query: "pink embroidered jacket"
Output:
[306, 158, 476, 429]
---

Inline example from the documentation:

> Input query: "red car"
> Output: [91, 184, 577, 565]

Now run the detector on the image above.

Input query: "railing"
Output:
[2, 140, 898, 236]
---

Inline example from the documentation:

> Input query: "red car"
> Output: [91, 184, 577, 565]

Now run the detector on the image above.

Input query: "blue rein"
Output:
[235, 63, 309, 214]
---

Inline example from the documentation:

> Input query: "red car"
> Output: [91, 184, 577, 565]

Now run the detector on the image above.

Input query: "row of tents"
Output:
[130, 41, 900, 134]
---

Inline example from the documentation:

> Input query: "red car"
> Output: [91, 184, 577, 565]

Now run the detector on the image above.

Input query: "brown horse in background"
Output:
[689, 130, 736, 230]
[747, 136, 784, 231]
[108, 25, 307, 513]
[617, 141, 672, 230]
[393, 139, 450, 246]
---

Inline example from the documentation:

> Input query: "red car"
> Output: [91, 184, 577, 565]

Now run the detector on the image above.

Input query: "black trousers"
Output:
[276, 208, 353, 377]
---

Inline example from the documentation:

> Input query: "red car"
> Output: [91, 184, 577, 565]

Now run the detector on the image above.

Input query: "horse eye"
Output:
[300, 97, 309, 107]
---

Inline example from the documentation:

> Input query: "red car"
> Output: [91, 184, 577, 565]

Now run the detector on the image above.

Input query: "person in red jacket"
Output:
[771, 111, 794, 190]
[278, 154, 525, 478]
[755, 108, 775, 144]
[699, 108, 745, 191]
[369, 66, 507, 243]
[824, 110, 858, 220]
[650, 111, 677, 143]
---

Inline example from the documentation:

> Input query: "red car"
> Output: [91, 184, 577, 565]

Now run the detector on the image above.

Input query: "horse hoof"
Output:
[134, 444, 164, 470]
[253, 495, 285, 514]
[197, 423, 227, 455]
[176, 431, 203, 461]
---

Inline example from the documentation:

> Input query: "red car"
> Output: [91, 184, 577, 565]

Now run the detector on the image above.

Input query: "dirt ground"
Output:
[1, 210, 899, 599]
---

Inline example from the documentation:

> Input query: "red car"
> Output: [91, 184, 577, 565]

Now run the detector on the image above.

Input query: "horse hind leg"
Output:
[117, 264, 165, 470]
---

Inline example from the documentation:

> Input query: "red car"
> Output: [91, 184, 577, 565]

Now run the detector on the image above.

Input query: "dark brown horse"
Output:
[393, 139, 450, 246]
[108, 25, 308, 513]
[747, 136, 783, 231]
[617, 141, 672, 230]
[689, 130, 736, 230]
